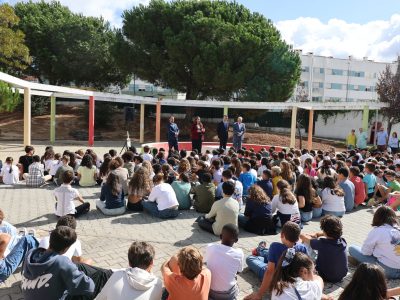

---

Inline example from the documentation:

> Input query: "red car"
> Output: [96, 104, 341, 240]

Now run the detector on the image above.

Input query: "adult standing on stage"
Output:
[167, 116, 179, 153]
[233, 116, 245, 151]
[217, 115, 229, 150]
[191, 116, 205, 154]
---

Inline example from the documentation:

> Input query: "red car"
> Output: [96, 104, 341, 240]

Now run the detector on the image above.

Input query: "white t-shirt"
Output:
[205, 243, 244, 292]
[271, 195, 300, 215]
[321, 188, 345, 212]
[300, 153, 313, 167]
[257, 165, 268, 177]
[147, 183, 179, 210]
[271, 277, 323, 300]
[39, 236, 82, 259]
[250, 169, 258, 179]
[0, 164, 19, 184]
[362, 224, 400, 269]
[49, 160, 62, 176]
[54, 184, 80, 216]
[44, 159, 55, 172]
[142, 153, 153, 162]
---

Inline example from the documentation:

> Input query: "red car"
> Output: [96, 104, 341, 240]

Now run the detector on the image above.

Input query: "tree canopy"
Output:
[0, 4, 30, 74]
[376, 60, 400, 135]
[14, 1, 130, 90]
[116, 0, 301, 101]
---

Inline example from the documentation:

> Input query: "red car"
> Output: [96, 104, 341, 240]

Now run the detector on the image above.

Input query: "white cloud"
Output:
[6, 0, 150, 27]
[276, 15, 400, 62]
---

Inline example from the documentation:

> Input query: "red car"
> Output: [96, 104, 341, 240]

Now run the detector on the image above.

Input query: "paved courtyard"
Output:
[0, 142, 399, 299]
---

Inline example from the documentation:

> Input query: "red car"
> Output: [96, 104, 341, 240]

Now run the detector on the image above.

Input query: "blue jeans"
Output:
[322, 210, 345, 218]
[246, 250, 269, 280]
[238, 214, 249, 228]
[0, 235, 38, 282]
[142, 201, 179, 219]
[312, 207, 323, 218]
[300, 211, 313, 222]
[348, 245, 400, 279]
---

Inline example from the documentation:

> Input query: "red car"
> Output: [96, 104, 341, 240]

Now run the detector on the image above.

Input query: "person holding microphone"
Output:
[191, 116, 205, 154]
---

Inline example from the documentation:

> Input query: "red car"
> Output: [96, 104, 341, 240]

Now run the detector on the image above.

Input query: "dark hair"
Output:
[323, 176, 345, 197]
[295, 174, 312, 206]
[262, 169, 272, 179]
[242, 162, 251, 171]
[179, 172, 190, 183]
[32, 155, 40, 163]
[121, 151, 134, 163]
[277, 180, 296, 205]
[99, 157, 112, 178]
[320, 215, 343, 239]
[106, 172, 122, 196]
[338, 263, 387, 300]
[62, 170, 74, 184]
[349, 166, 360, 176]
[270, 252, 313, 295]
[365, 162, 376, 173]
[56, 215, 77, 230]
[337, 167, 349, 177]
[25, 145, 34, 153]
[372, 206, 398, 227]
[221, 223, 239, 241]
[5, 157, 13, 174]
[128, 241, 155, 269]
[222, 181, 235, 196]
[81, 154, 94, 169]
[222, 169, 233, 180]
[281, 221, 301, 243]
[108, 149, 117, 157]
[248, 185, 269, 204]
[202, 172, 212, 184]
[49, 226, 77, 253]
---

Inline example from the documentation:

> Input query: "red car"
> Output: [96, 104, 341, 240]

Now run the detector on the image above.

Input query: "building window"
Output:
[331, 83, 343, 90]
[349, 71, 365, 77]
[300, 81, 308, 88]
[302, 66, 310, 72]
[332, 69, 343, 75]
[312, 96, 323, 102]
[313, 67, 324, 74]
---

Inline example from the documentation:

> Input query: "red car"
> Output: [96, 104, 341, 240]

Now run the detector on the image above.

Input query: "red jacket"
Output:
[191, 123, 205, 140]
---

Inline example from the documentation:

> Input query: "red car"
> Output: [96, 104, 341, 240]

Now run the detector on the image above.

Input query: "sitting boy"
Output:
[161, 246, 211, 300]
[22, 226, 112, 300]
[197, 181, 240, 236]
[39, 215, 92, 264]
[54, 170, 90, 218]
[97, 241, 162, 300]
[244, 221, 307, 300]
[24, 155, 52, 187]
[300, 215, 348, 283]
[192, 172, 216, 213]
[206, 224, 243, 299]
[54, 155, 73, 186]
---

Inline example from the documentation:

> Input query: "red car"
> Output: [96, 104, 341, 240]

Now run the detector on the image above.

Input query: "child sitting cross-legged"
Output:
[300, 215, 348, 283]
[205, 224, 244, 300]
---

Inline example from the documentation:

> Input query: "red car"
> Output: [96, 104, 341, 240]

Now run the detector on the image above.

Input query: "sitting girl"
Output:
[269, 250, 325, 300]
[238, 185, 275, 235]
[348, 206, 400, 279]
[127, 168, 152, 211]
[96, 172, 126, 216]
[77, 154, 97, 187]
[295, 174, 322, 222]
[317, 176, 345, 218]
[171, 173, 191, 210]
[271, 180, 301, 227]
[0, 157, 19, 185]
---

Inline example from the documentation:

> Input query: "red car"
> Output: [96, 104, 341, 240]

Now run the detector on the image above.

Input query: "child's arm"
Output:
[297, 195, 305, 208]
[244, 262, 275, 300]
[364, 182, 369, 200]
[75, 194, 85, 204]
[387, 287, 400, 298]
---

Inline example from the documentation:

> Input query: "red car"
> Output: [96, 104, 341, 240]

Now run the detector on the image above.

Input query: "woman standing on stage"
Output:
[191, 116, 205, 154]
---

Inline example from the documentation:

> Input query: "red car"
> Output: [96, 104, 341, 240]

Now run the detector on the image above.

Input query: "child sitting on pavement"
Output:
[300, 215, 348, 283]
[205, 224, 244, 299]
[244, 221, 307, 300]
[161, 246, 211, 300]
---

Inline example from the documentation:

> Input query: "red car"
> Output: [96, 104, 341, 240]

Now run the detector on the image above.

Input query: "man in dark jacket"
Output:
[217, 115, 229, 150]
[167, 116, 179, 153]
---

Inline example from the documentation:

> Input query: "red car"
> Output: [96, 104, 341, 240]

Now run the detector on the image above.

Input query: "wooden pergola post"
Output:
[23, 87, 31, 146]
[223, 105, 228, 117]
[140, 103, 145, 143]
[155, 99, 162, 142]
[88, 96, 95, 146]
[50, 96, 56, 143]
[290, 106, 297, 148]
[307, 109, 314, 150]
[362, 105, 369, 131]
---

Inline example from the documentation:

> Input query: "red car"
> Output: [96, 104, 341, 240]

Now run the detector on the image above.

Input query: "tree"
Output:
[0, 4, 30, 74]
[116, 0, 300, 102]
[376, 60, 400, 136]
[14, 1, 130, 90]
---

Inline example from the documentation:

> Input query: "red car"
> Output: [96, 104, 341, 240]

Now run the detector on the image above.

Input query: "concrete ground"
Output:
[0, 142, 399, 299]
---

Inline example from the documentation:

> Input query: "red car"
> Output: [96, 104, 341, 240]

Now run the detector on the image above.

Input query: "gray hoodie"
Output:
[96, 267, 162, 300]
[22, 248, 94, 300]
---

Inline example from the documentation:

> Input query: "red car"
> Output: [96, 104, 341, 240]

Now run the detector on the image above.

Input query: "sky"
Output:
[2, 0, 400, 62]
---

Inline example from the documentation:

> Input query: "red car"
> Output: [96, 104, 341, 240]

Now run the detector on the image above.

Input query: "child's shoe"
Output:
[252, 241, 267, 256]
